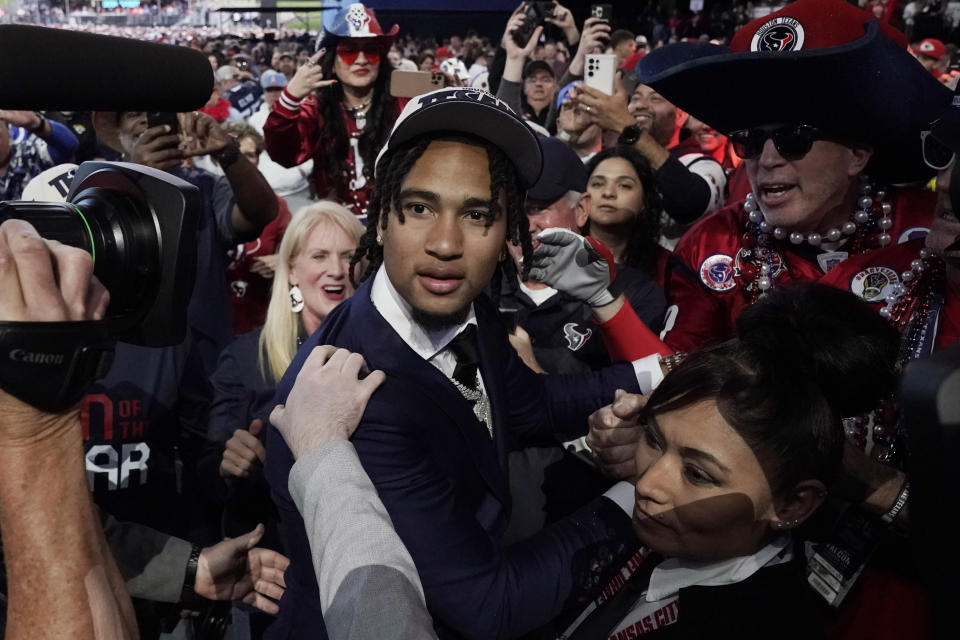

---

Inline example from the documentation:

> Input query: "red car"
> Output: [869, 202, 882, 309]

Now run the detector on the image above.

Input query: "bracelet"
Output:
[880, 478, 910, 524]
[660, 352, 688, 375]
[214, 138, 241, 170]
[180, 544, 203, 604]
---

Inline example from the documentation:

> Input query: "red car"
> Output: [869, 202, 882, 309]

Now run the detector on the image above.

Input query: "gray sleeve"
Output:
[288, 440, 436, 640]
[496, 78, 525, 119]
[101, 512, 191, 603]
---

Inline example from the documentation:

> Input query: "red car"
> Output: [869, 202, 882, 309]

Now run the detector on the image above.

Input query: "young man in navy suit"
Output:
[265, 88, 660, 640]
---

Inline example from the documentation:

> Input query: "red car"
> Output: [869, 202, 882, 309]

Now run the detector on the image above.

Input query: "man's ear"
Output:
[847, 145, 874, 177]
[675, 107, 689, 131]
[575, 193, 591, 229]
[770, 479, 827, 531]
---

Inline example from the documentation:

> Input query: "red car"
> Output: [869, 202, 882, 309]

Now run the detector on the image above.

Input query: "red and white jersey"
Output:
[662, 187, 935, 352]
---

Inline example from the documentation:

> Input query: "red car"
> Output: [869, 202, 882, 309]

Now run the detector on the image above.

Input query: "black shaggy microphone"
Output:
[0, 25, 213, 111]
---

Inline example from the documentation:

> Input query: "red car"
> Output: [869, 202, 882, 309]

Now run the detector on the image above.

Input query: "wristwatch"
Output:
[28, 112, 47, 135]
[617, 124, 642, 146]
[214, 137, 241, 170]
[180, 543, 204, 604]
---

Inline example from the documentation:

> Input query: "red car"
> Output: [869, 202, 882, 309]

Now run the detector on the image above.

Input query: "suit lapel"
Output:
[353, 282, 510, 506]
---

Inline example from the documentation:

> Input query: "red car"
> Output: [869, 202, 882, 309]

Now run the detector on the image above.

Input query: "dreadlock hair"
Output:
[351, 132, 533, 286]
[583, 145, 664, 274]
[315, 40, 398, 191]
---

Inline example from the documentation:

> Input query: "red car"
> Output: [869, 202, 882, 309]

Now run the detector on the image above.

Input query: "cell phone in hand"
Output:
[584, 53, 616, 95]
[512, 1, 558, 47]
[390, 70, 441, 98]
[147, 111, 179, 134]
[499, 307, 521, 334]
[590, 4, 614, 23]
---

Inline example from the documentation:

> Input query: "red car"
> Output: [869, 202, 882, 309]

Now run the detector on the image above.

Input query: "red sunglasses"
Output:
[336, 42, 381, 66]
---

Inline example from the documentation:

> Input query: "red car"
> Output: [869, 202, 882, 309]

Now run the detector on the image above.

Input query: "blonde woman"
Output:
[203, 201, 364, 530]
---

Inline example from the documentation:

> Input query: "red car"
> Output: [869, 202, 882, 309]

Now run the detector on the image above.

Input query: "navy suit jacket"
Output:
[265, 278, 642, 640]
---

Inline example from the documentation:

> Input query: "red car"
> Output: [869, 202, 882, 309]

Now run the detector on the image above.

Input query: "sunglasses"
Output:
[921, 130, 956, 170]
[336, 42, 382, 66]
[729, 125, 827, 160]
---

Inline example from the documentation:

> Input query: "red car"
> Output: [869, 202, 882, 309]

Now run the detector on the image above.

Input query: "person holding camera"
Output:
[0, 220, 287, 640]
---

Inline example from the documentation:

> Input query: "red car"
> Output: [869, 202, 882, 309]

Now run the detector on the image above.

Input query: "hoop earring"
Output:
[289, 285, 304, 313]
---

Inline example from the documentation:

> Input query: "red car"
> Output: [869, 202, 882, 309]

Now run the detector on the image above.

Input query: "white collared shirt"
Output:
[370, 265, 492, 435]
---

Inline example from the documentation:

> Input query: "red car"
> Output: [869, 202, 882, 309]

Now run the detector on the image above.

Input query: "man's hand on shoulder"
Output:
[270, 346, 386, 459]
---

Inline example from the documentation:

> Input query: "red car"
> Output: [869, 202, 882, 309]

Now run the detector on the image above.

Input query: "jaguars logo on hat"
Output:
[750, 17, 806, 52]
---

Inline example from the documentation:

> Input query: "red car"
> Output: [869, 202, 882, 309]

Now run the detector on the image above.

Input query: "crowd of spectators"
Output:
[1, 1, 959, 639]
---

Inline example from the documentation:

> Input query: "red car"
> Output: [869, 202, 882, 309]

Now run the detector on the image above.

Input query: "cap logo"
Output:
[750, 17, 805, 53]
[415, 88, 512, 114]
[345, 3, 372, 36]
[919, 41, 935, 53]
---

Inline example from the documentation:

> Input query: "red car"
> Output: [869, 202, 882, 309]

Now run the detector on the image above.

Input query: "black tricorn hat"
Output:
[635, 0, 951, 183]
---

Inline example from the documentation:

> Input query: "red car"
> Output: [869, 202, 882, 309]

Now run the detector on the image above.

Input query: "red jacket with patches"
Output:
[663, 187, 935, 352]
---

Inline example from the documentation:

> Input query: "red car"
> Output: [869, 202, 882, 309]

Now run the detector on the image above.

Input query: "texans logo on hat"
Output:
[751, 17, 806, 52]
[375, 87, 543, 188]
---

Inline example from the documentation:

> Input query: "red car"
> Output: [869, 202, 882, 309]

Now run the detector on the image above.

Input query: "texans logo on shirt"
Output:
[699, 254, 736, 292]
[750, 17, 806, 52]
[563, 323, 593, 351]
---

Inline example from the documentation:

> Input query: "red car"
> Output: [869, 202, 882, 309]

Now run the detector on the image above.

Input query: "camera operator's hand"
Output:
[568, 76, 634, 134]
[178, 110, 230, 158]
[545, 2, 580, 46]
[220, 418, 266, 481]
[0, 219, 110, 444]
[586, 389, 646, 481]
[569, 17, 611, 77]
[287, 49, 338, 100]
[195, 524, 289, 615]
[270, 346, 386, 459]
[0, 219, 134, 640]
[128, 124, 184, 171]
[0, 219, 110, 325]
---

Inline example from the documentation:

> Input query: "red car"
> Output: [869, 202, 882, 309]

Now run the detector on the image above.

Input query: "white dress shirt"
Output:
[370, 265, 492, 435]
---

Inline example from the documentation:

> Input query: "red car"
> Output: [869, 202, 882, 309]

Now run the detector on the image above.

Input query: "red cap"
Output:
[916, 38, 946, 61]
[436, 46, 452, 61]
[730, 0, 907, 54]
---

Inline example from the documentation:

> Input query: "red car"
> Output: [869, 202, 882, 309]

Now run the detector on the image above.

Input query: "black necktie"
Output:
[447, 325, 479, 390]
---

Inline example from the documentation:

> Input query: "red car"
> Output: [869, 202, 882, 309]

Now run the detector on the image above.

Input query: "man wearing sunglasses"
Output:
[631, 0, 950, 353]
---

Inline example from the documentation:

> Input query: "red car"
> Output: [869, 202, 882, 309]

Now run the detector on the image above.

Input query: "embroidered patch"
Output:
[563, 323, 593, 351]
[850, 266, 900, 303]
[898, 226, 929, 243]
[750, 17, 805, 52]
[700, 254, 736, 292]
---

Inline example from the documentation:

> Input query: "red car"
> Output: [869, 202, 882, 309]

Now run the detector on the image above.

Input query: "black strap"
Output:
[447, 325, 479, 390]
[567, 553, 661, 640]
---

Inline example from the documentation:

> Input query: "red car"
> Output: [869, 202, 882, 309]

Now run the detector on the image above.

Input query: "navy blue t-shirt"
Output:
[82, 167, 242, 537]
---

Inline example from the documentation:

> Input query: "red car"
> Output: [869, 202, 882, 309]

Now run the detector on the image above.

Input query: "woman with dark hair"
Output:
[264, 3, 405, 221]
[558, 283, 900, 639]
[580, 145, 670, 284]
